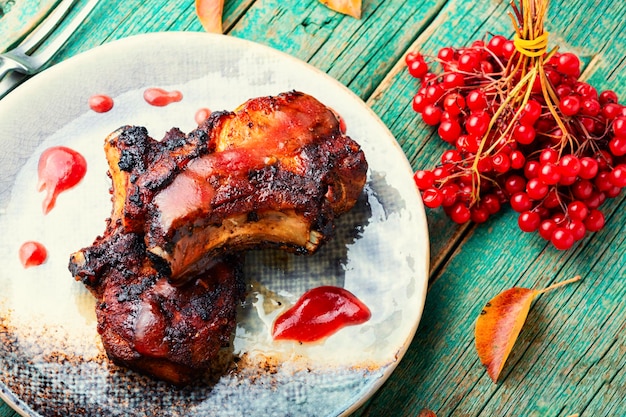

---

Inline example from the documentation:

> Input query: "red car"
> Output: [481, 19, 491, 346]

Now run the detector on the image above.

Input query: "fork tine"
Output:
[31, 0, 100, 65]
[16, 0, 81, 55]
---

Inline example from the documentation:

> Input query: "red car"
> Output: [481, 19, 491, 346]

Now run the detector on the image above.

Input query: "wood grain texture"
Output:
[1, 0, 625, 416]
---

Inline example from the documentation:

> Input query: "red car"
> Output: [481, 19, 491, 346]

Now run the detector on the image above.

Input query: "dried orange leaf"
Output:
[319, 0, 362, 18]
[475, 275, 581, 383]
[195, 0, 224, 34]
[417, 408, 437, 417]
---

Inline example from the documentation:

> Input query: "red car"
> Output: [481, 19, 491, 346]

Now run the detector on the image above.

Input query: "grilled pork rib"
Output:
[69, 91, 368, 384]
[70, 232, 243, 385]
[106, 91, 368, 283]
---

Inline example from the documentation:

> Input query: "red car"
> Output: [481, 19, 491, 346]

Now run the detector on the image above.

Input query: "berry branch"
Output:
[408, 0, 626, 250]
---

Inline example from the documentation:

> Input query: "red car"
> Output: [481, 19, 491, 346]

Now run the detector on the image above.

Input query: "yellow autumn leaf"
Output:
[195, 0, 224, 33]
[475, 275, 581, 382]
[319, 0, 362, 18]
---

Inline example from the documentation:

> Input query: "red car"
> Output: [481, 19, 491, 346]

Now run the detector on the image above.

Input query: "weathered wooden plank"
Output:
[230, 0, 447, 99]
[355, 0, 626, 414]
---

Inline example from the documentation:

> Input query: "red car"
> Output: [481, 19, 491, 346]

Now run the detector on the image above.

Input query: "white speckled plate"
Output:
[0, 32, 429, 417]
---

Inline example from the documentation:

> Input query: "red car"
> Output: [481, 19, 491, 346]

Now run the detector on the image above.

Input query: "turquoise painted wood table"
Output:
[1, 0, 625, 415]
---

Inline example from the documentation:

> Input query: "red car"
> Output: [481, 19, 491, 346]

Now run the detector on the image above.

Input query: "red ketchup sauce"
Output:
[195, 107, 211, 125]
[272, 286, 371, 342]
[19, 241, 48, 268]
[88, 94, 114, 113]
[37, 146, 87, 214]
[143, 88, 183, 107]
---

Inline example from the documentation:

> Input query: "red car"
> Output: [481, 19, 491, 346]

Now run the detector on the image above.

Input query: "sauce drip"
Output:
[195, 107, 211, 125]
[88, 94, 114, 113]
[19, 241, 48, 268]
[272, 286, 371, 342]
[37, 146, 87, 214]
[143, 88, 183, 107]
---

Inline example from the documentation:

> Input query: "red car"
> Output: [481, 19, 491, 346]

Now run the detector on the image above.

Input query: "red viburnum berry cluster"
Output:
[408, 35, 626, 250]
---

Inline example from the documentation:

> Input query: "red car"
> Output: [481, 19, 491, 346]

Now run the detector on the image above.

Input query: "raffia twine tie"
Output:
[513, 31, 549, 57]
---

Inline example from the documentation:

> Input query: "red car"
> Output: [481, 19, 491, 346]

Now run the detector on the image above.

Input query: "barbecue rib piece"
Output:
[69, 91, 367, 384]
[106, 91, 368, 283]
[70, 230, 244, 386]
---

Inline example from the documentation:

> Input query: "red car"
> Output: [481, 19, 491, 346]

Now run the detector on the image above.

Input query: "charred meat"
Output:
[69, 91, 368, 384]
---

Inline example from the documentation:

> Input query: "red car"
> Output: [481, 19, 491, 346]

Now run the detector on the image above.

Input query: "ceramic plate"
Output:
[0, 32, 429, 417]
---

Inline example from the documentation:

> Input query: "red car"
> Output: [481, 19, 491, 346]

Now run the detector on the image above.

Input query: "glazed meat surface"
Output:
[69, 91, 368, 384]
[70, 229, 244, 386]
[107, 91, 368, 283]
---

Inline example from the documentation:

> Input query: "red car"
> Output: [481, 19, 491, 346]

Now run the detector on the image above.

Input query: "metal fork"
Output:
[0, 0, 99, 96]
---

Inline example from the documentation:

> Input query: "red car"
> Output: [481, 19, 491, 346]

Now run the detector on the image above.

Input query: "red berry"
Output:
[538, 219, 556, 240]
[526, 178, 549, 200]
[482, 194, 501, 214]
[551, 227, 575, 250]
[567, 200, 589, 221]
[566, 220, 586, 241]
[572, 179, 594, 200]
[443, 93, 466, 116]
[609, 136, 626, 156]
[414, 170, 435, 190]
[519, 100, 543, 126]
[504, 174, 527, 195]
[466, 90, 488, 111]
[599, 90, 618, 105]
[466, 111, 490, 136]
[609, 164, 626, 187]
[438, 119, 462, 143]
[422, 104, 443, 125]
[492, 153, 511, 173]
[487, 35, 507, 57]
[501, 40, 516, 60]
[540, 148, 559, 164]
[437, 47, 456, 62]
[613, 117, 626, 137]
[559, 95, 581, 116]
[513, 124, 536, 145]
[558, 154, 581, 177]
[408, 57, 429, 78]
[518, 211, 540, 232]
[412, 93, 427, 113]
[584, 209, 605, 232]
[556, 52, 581, 77]
[458, 52, 480, 72]
[510, 150, 526, 169]
[524, 160, 541, 179]
[539, 162, 561, 185]
[470, 205, 490, 223]
[422, 188, 443, 208]
[510, 192, 533, 212]
[578, 157, 599, 179]
[440, 183, 460, 206]
[449, 202, 471, 223]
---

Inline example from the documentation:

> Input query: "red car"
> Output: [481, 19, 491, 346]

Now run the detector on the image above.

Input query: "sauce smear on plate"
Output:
[272, 286, 371, 342]
[144, 88, 183, 107]
[19, 241, 48, 268]
[37, 146, 87, 214]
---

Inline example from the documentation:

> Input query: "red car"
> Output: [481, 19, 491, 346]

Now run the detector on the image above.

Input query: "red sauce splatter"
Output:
[37, 146, 87, 214]
[195, 107, 211, 125]
[272, 286, 371, 342]
[143, 88, 183, 107]
[19, 241, 48, 268]
[88, 94, 114, 113]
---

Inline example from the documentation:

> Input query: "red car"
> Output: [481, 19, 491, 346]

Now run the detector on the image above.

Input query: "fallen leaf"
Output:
[417, 408, 437, 417]
[319, 0, 362, 18]
[195, 0, 224, 33]
[475, 275, 581, 383]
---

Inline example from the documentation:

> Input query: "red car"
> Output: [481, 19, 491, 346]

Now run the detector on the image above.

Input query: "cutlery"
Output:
[0, 0, 99, 98]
